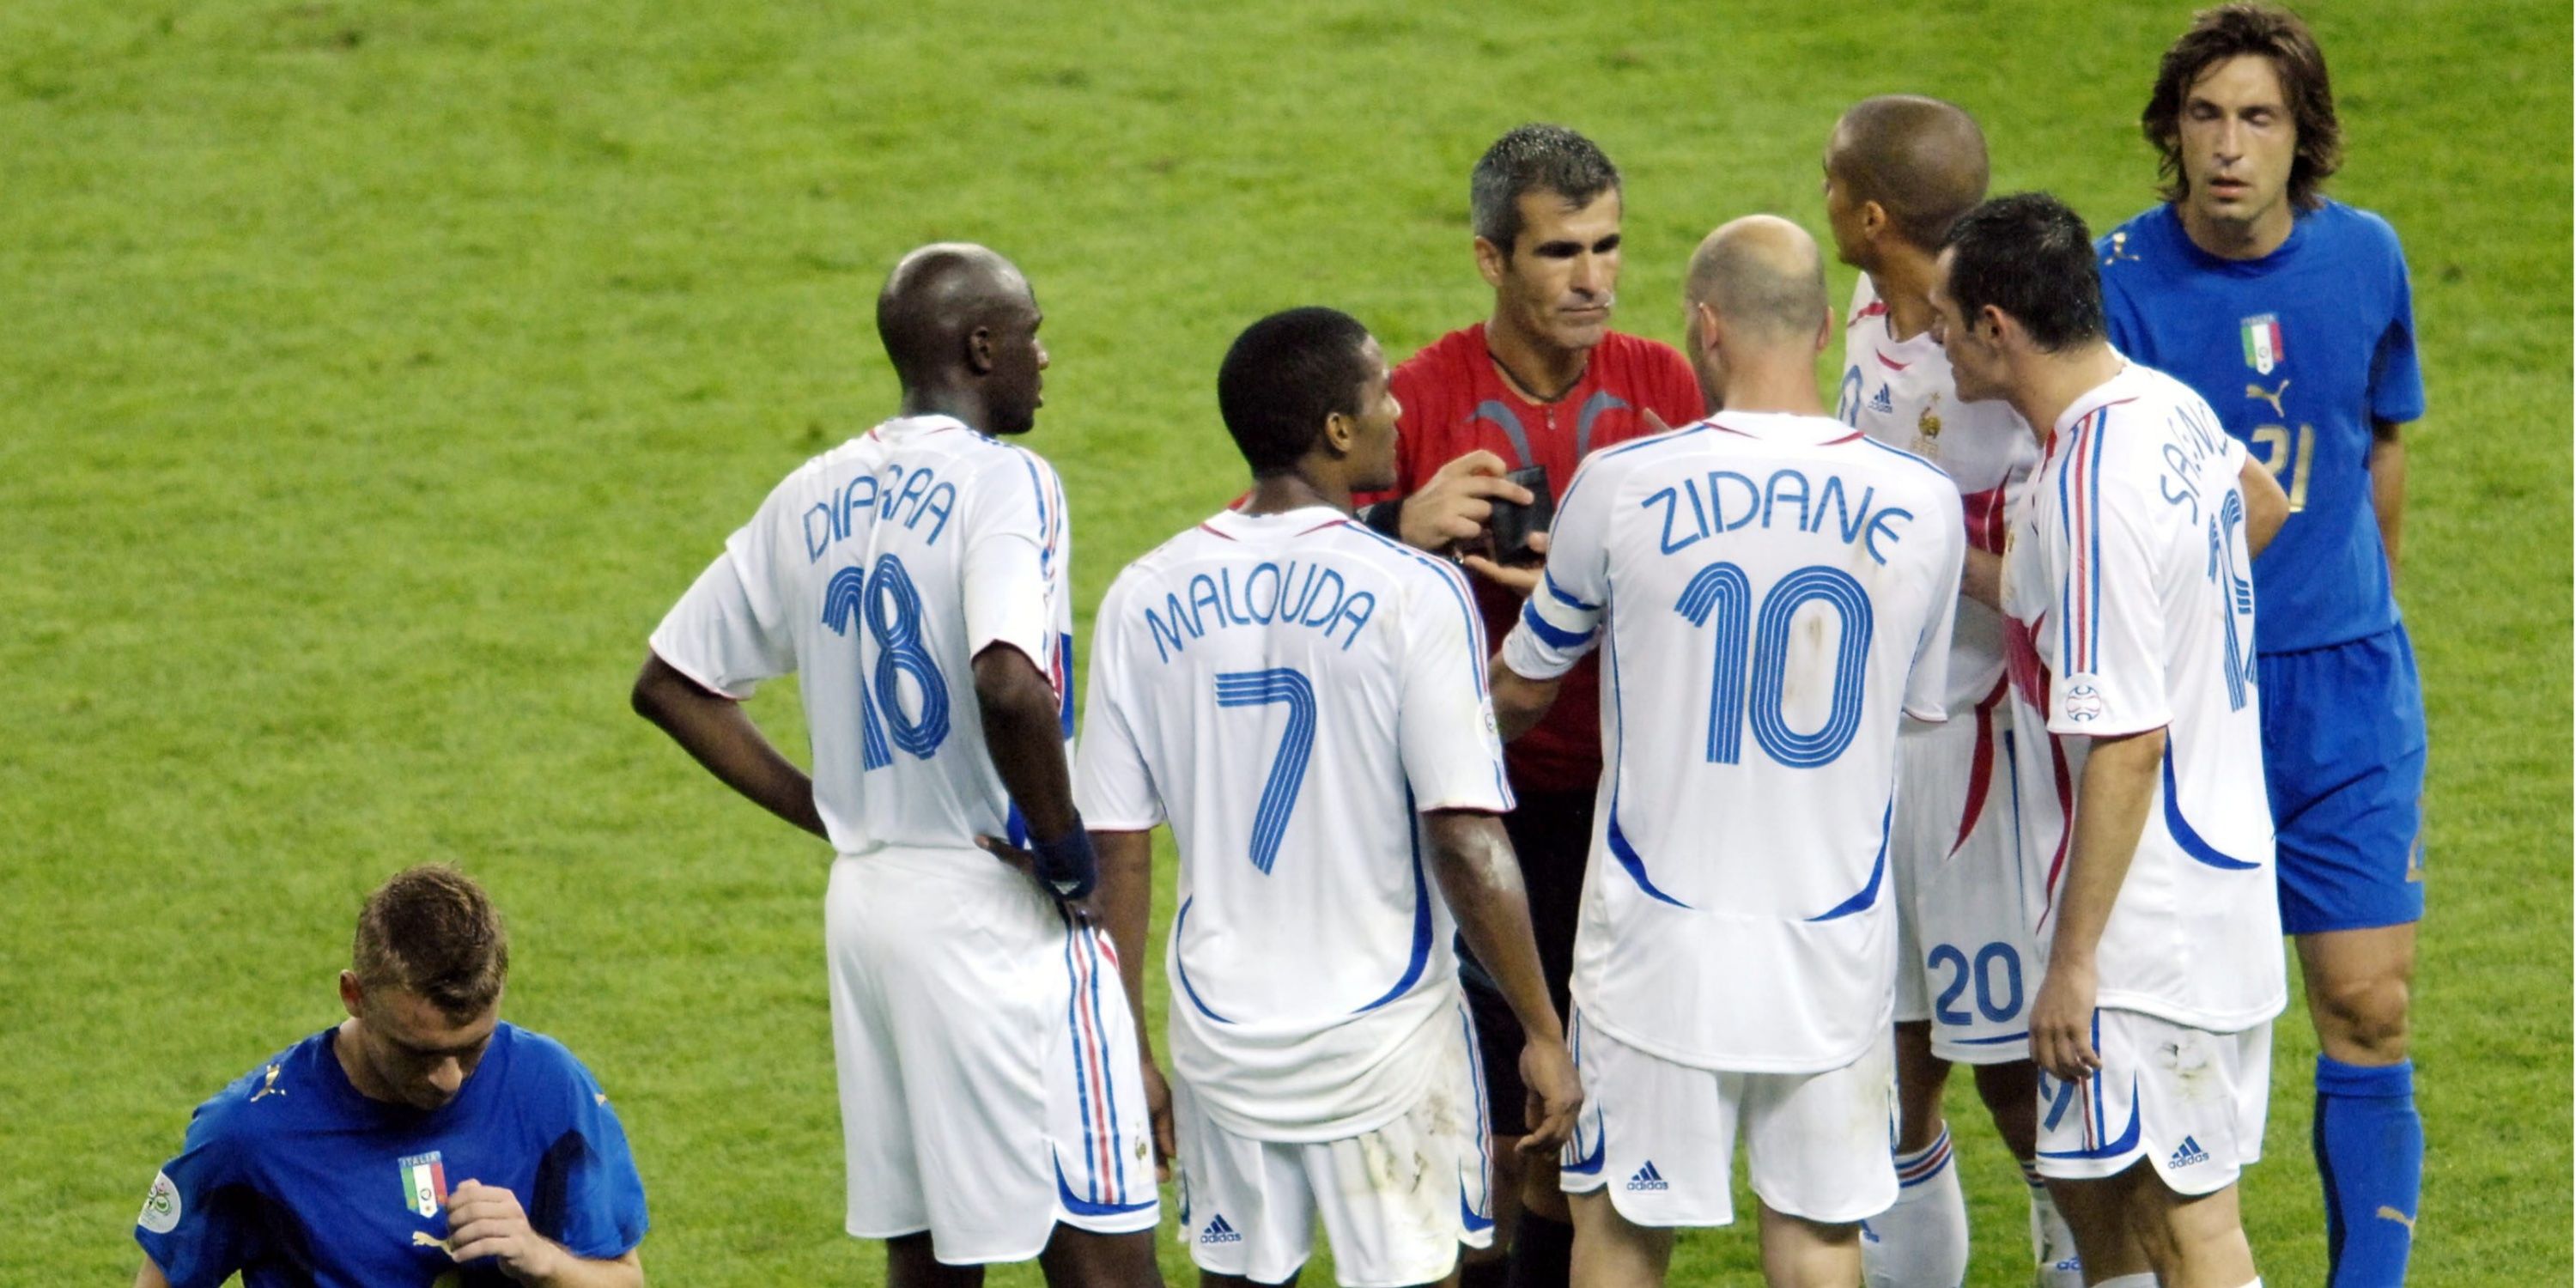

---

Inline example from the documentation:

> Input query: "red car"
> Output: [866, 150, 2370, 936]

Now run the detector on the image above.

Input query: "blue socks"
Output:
[2314, 1055, 2421, 1286]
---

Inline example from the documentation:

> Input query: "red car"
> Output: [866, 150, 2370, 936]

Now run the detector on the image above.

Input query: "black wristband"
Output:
[1031, 823, 1098, 901]
[1361, 497, 1405, 540]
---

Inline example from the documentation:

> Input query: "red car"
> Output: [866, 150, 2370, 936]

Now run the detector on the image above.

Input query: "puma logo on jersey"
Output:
[2376, 1206, 2416, 1233]
[2102, 230, 2139, 264]
[2245, 379, 2290, 416]
[250, 1064, 288, 1102]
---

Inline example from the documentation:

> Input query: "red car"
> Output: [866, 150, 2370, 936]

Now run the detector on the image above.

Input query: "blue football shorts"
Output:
[2257, 625, 2427, 934]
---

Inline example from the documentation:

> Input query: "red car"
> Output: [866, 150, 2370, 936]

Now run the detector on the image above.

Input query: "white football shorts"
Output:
[1891, 702, 2044, 1064]
[1558, 1007, 1897, 1227]
[1170, 1000, 1492, 1288]
[825, 846, 1158, 1265]
[2034, 1009, 2270, 1197]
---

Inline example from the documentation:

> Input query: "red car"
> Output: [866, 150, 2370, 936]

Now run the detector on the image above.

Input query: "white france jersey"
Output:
[2000, 362, 2284, 1032]
[651, 415, 1072, 857]
[1504, 413, 1965, 1073]
[1838, 273, 2040, 714]
[1075, 506, 1513, 1143]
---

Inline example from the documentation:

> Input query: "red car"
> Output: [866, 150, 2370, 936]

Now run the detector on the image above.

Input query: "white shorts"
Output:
[825, 848, 1159, 1265]
[1171, 1002, 1492, 1288]
[1558, 1009, 1896, 1227]
[1892, 704, 2043, 1064]
[2034, 1009, 2270, 1198]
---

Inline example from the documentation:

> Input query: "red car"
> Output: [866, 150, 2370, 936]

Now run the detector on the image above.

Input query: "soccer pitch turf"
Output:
[3, 1, 2564, 1283]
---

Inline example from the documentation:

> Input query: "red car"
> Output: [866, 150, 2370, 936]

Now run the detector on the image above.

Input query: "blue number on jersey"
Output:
[821, 567, 896, 769]
[1673, 562, 1874, 768]
[819, 556, 951, 763]
[1214, 667, 1316, 875]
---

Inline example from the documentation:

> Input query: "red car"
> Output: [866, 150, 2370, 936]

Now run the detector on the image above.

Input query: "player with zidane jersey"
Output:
[1495, 217, 1963, 1288]
[1821, 95, 2077, 1288]
[633, 246, 1161, 1283]
[1076, 307, 1581, 1288]
[1929, 193, 2289, 1288]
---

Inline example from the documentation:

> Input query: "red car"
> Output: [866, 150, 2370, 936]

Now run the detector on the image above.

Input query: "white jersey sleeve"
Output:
[1501, 451, 1613, 681]
[1074, 572, 1166, 831]
[962, 453, 1065, 672]
[1902, 525, 1964, 724]
[649, 482, 801, 700]
[1400, 561, 1516, 813]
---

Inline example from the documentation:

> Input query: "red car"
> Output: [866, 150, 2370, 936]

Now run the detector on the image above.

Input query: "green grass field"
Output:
[4, 1, 2566, 1283]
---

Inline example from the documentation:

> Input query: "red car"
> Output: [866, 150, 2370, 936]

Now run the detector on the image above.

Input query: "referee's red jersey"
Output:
[1360, 322, 1705, 792]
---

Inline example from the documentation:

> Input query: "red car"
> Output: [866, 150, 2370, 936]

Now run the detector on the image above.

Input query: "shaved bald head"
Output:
[1686, 215, 1829, 342]
[1826, 96, 1990, 251]
[876, 243, 1034, 388]
[874, 242, 1047, 434]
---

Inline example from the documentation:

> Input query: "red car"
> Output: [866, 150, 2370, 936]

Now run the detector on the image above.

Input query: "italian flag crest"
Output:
[400, 1151, 448, 1218]
[2241, 313, 2284, 374]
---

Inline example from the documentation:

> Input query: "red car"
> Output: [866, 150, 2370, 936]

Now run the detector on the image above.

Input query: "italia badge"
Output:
[2240, 313, 2284, 375]
[400, 1151, 449, 1218]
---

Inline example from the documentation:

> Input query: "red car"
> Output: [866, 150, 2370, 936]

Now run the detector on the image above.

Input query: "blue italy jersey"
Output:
[2098, 200, 2424, 653]
[135, 1023, 648, 1288]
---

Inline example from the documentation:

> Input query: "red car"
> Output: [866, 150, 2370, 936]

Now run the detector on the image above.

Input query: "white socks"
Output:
[2024, 1157, 2084, 1286]
[1861, 1125, 1968, 1288]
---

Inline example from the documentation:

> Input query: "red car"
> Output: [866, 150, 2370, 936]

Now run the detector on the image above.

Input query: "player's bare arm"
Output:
[2237, 454, 2291, 558]
[444, 1178, 644, 1287]
[2028, 727, 2167, 1081]
[969, 643, 1094, 898]
[1486, 660, 1564, 744]
[1089, 827, 1176, 1178]
[629, 653, 826, 839]
[2369, 416, 2407, 580]
[1394, 449, 1534, 551]
[1960, 547, 2004, 611]
[1421, 809, 1580, 1152]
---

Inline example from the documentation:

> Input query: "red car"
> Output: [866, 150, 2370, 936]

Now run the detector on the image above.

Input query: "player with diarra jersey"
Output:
[1075, 307, 1583, 1288]
[1928, 192, 2291, 1288]
[1820, 96, 2079, 1288]
[1493, 216, 1965, 1288]
[132, 866, 647, 1288]
[2099, 8, 2429, 1281]
[1352, 122, 1704, 1288]
[633, 245, 1163, 1286]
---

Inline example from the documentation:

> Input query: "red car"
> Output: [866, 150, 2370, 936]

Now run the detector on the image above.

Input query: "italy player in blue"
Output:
[132, 866, 648, 1288]
[2096, 6, 2424, 1283]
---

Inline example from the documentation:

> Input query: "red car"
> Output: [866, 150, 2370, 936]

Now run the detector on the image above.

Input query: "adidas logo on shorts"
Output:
[1200, 1214, 1243, 1244]
[2167, 1135, 2211, 1170]
[1625, 1161, 1669, 1192]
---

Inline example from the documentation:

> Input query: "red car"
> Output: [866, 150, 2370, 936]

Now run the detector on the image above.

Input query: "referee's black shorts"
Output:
[1457, 787, 1591, 1139]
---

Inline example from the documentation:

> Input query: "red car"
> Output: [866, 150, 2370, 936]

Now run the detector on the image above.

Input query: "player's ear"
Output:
[1321, 409, 1357, 459]
[1859, 199, 1888, 242]
[1814, 305, 1835, 356]
[1473, 236, 1508, 289]
[338, 970, 365, 1021]
[964, 325, 997, 375]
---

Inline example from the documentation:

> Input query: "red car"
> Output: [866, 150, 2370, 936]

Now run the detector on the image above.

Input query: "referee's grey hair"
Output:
[1470, 125, 1621, 254]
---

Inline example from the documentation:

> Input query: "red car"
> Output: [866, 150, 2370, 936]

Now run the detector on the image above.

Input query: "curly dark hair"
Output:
[2142, 3, 2342, 210]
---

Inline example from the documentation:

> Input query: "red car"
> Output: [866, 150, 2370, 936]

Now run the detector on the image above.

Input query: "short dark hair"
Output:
[2143, 3, 2342, 210]
[1217, 307, 1374, 477]
[1827, 95, 1990, 250]
[352, 865, 510, 1019]
[1942, 192, 2105, 353]
[1471, 124, 1621, 254]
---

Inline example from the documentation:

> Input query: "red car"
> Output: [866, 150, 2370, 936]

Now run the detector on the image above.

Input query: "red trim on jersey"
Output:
[1196, 522, 1237, 541]
[1822, 431, 1865, 446]
[1948, 676, 2012, 858]
[1856, 301, 1890, 321]
[2039, 732, 2076, 916]
[1874, 349, 1911, 372]
[1296, 518, 1349, 536]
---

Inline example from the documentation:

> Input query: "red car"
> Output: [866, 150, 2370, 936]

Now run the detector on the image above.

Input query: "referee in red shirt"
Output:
[1358, 123, 1704, 1288]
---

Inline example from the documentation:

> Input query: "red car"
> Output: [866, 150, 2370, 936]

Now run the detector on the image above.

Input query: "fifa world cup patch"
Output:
[138, 1170, 182, 1234]
[2061, 681, 2105, 723]
[400, 1151, 450, 1218]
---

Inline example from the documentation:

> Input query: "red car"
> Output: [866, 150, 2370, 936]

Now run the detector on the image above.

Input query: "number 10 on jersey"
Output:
[1672, 562, 1874, 769]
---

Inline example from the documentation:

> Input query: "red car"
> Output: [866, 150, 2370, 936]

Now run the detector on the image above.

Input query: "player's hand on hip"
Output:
[1400, 450, 1534, 551]
[444, 1179, 562, 1283]
[1140, 1058, 1177, 1183]
[2027, 959, 2102, 1082]
[974, 835, 1102, 919]
[1460, 530, 1549, 598]
[1516, 1037, 1583, 1155]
